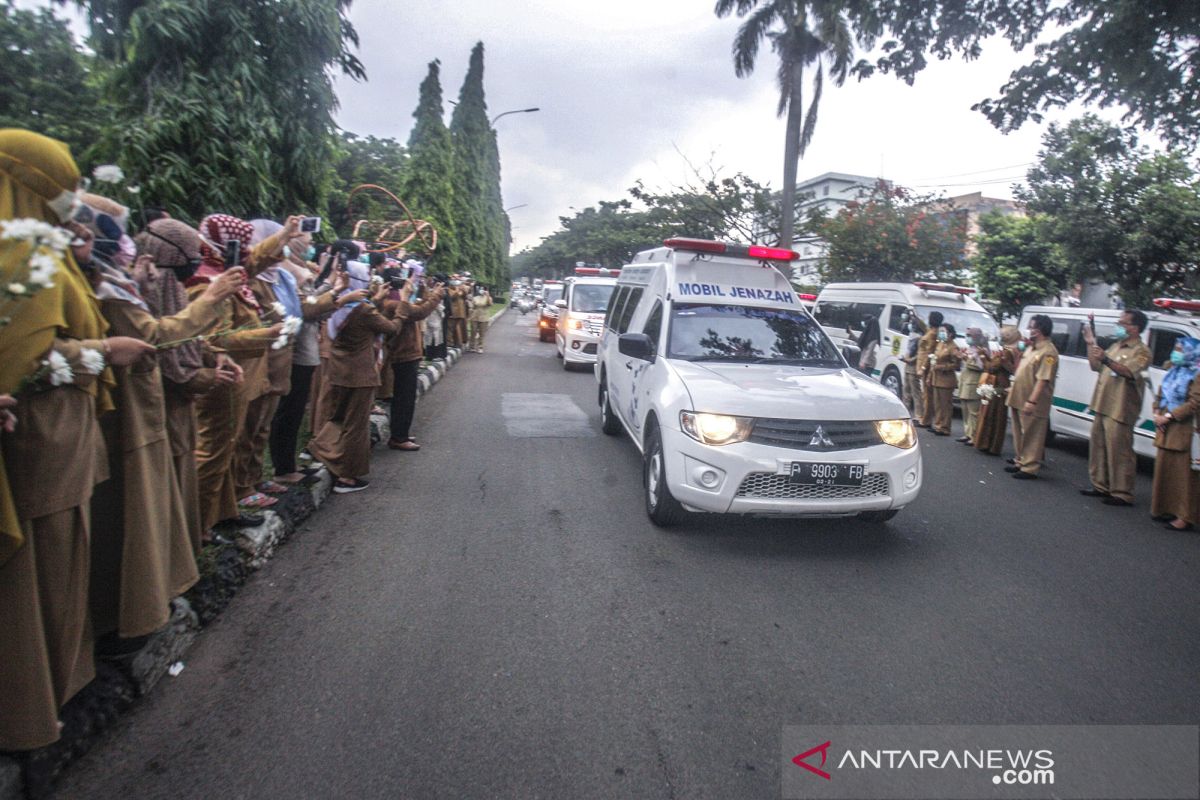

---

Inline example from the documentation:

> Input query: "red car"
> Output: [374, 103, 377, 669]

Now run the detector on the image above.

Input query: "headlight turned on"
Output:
[680, 411, 753, 446]
[875, 419, 917, 449]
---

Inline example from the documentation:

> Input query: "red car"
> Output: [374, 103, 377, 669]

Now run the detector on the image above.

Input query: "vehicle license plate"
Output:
[789, 462, 865, 487]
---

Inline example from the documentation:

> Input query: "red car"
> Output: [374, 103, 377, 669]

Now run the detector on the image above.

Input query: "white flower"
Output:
[305, 295, 318, 305]
[127, 185, 141, 195]
[79, 347, 105, 375]
[26, 251, 58, 288]
[45, 350, 74, 387]
[7, 283, 26, 296]
[271, 336, 289, 351]
[92, 164, 125, 184]
[0, 219, 71, 254]
[281, 315, 302, 336]
[271, 301, 287, 317]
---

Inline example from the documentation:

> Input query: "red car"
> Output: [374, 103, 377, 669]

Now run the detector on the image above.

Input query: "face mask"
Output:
[1170, 350, 1186, 366]
[169, 259, 202, 283]
[1025, 330, 1036, 341]
[1017, 341, 1027, 352]
[937, 331, 948, 342]
[112, 234, 137, 269]
[282, 245, 292, 260]
[1112, 324, 1128, 340]
[46, 189, 81, 222]
[305, 246, 316, 261]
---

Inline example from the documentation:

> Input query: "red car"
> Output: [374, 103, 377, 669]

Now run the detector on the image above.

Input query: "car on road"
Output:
[555, 269, 619, 370]
[537, 281, 565, 342]
[596, 238, 922, 526]
[813, 282, 1000, 398]
[1017, 299, 1200, 459]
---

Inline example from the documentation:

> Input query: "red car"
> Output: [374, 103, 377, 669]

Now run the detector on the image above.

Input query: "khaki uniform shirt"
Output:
[916, 329, 938, 377]
[448, 288, 468, 319]
[469, 292, 492, 322]
[1007, 339, 1059, 418]
[930, 340, 962, 389]
[326, 303, 400, 388]
[1089, 338, 1151, 426]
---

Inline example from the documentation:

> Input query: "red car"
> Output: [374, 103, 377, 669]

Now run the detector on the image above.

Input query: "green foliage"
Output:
[972, 213, 1071, 320]
[512, 201, 679, 279]
[851, 0, 1200, 148]
[714, 0, 864, 246]
[402, 60, 456, 267]
[326, 132, 408, 239]
[448, 42, 507, 285]
[628, 160, 781, 244]
[0, 1, 106, 161]
[89, 0, 364, 222]
[1018, 115, 1200, 307]
[813, 180, 969, 283]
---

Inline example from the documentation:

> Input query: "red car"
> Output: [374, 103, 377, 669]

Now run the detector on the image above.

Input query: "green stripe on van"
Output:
[1051, 395, 1157, 433]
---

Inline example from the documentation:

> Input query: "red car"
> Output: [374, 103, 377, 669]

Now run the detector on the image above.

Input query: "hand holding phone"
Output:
[300, 216, 321, 234]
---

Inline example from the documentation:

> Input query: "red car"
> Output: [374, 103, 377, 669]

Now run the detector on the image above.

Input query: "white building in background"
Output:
[792, 172, 883, 283]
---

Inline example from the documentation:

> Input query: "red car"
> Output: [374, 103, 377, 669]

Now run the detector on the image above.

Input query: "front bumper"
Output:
[559, 330, 601, 363]
[659, 425, 922, 517]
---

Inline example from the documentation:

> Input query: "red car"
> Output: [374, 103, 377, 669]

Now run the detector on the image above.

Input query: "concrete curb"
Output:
[0, 345, 466, 800]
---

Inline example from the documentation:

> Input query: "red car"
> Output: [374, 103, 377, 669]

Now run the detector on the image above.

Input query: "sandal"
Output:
[258, 480, 289, 495]
[238, 492, 277, 509]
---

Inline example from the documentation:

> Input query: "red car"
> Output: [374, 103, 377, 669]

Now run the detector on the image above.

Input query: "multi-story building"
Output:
[792, 172, 883, 282]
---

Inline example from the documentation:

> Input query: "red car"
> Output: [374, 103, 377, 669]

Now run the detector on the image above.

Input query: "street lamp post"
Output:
[491, 107, 539, 126]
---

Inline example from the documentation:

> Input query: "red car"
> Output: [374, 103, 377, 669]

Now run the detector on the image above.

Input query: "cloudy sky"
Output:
[26, 0, 1117, 252]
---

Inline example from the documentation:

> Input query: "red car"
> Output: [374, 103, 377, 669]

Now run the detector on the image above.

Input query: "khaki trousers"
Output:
[961, 399, 981, 440]
[918, 373, 936, 427]
[448, 318, 467, 348]
[309, 385, 376, 480]
[1010, 409, 1049, 475]
[195, 380, 249, 530]
[234, 393, 281, 499]
[931, 386, 954, 434]
[1088, 413, 1137, 502]
[905, 368, 924, 419]
[468, 318, 489, 351]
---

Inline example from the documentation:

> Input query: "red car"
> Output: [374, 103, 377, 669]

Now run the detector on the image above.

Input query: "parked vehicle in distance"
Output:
[596, 238, 922, 526]
[814, 282, 999, 398]
[537, 281, 565, 342]
[1016, 299, 1200, 459]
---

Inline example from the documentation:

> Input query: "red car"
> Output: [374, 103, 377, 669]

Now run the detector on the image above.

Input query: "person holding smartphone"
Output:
[382, 278, 446, 450]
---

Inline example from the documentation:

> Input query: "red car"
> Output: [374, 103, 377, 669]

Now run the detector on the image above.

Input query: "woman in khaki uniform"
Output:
[929, 324, 961, 436]
[0, 129, 155, 750]
[86, 236, 246, 641]
[975, 326, 1021, 455]
[310, 263, 400, 492]
[1151, 337, 1200, 531]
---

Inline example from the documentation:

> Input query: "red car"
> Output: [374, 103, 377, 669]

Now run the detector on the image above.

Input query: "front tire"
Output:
[643, 426, 685, 527]
[881, 367, 903, 398]
[599, 380, 621, 436]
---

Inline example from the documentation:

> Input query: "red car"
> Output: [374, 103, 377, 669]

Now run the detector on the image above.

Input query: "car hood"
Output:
[669, 361, 907, 420]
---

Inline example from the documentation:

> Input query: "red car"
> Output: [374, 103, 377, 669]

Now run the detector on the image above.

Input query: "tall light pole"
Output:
[491, 107, 539, 126]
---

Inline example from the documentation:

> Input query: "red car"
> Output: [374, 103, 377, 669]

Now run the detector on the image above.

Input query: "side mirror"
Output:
[618, 333, 656, 362]
[554, 299, 567, 309]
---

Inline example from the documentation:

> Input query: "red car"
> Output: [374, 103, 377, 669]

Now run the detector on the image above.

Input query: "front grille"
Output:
[582, 343, 598, 355]
[585, 320, 603, 337]
[749, 419, 880, 451]
[735, 472, 891, 500]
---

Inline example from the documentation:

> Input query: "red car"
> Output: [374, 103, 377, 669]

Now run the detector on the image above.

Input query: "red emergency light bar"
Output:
[1153, 298, 1200, 313]
[573, 267, 620, 277]
[796, 293, 817, 302]
[913, 281, 976, 295]
[663, 238, 799, 262]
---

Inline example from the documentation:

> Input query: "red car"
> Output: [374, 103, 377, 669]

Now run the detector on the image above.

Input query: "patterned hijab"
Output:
[193, 213, 258, 308]
[135, 219, 206, 385]
[1161, 337, 1200, 409]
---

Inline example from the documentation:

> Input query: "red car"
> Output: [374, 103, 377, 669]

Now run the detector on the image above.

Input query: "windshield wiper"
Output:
[689, 354, 758, 362]
[756, 357, 843, 366]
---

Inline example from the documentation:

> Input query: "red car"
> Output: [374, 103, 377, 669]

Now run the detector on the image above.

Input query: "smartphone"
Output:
[223, 239, 241, 267]
[300, 216, 321, 234]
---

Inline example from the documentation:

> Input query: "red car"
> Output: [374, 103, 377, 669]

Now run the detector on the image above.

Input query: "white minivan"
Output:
[813, 282, 999, 397]
[555, 272, 619, 370]
[595, 238, 922, 526]
[1017, 301, 1200, 459]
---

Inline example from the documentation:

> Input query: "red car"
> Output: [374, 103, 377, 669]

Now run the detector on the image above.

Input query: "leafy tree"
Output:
[851, 0, 1200, 148]
[629, 158, 781, 244]
[449, 42, 507, 285]
[513, 201, 678, 279]
[86, 0, 364, 221]
[0, 1, 106, 161]
[972, 212, 1071, 320]
[714, 0, 864, 247]
[326, 132, 408, 238]
[813, 180, 969, 282]
[401, 60, 456, 267]
[1018, 115, 1200, 307]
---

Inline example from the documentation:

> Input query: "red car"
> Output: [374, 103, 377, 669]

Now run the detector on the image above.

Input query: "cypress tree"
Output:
[403, 60, 457, 269]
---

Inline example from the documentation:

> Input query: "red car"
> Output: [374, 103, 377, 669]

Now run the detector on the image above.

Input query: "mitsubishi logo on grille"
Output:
[809, 425, 835, 448]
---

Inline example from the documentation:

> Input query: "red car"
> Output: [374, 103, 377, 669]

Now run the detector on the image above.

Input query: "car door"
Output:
[607, 287, 645, 430]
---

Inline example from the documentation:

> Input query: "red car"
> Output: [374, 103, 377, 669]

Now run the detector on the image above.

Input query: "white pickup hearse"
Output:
[595, 238, 922, 526]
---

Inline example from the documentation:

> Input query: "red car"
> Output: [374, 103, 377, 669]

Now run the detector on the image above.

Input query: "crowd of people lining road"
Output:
[0, 129, 494, 754]
[892, 307, 1200, 530]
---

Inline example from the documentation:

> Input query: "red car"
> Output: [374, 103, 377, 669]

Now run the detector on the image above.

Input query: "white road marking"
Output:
[501, 393, 595, 438]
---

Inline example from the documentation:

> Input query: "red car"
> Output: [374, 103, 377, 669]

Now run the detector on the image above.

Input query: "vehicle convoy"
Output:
[537, 280, 565, 342]
[813, 282, 1000, 398]
[555, 268, 619, 370]
[596, 238, 922, 526]
[1017, 299, 1200, 459]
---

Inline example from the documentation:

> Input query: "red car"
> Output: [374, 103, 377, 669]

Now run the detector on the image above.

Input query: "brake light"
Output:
[913, 281, 976, 295]
[796, 293, 817, 302]
[747, 245, 799, 261]
[1153, 298, 1200, 313]
[663, 238, 798, 262]
[573, 267, 621, 277]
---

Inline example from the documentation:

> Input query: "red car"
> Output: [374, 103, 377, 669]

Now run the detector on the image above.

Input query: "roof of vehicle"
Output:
[818, 281, 986, 308]
[1020, 304, 1200, 328]
[619, 239, 801, 309]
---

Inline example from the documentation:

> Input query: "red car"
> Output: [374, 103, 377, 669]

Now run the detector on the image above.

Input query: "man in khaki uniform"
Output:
[467, 285, 492, 353]
[1006, 314, 1059, 478]
[1080, 309, 1151, 506]
[447, 278, 469, 348]
[914, 310, 943, 429]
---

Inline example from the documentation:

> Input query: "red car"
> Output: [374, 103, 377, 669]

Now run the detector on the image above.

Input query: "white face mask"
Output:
[1025, 329, 1036, 341]
[46, 189, 81, 223]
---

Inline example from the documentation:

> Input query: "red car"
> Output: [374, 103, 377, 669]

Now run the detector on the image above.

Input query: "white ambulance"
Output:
[595, 238, 922, 526]
[554, 268, 620, 370]
[813, 282, 999, 397]
[1017, 300, 1200, 459]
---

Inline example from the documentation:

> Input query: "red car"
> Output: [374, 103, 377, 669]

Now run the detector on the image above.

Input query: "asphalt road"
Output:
[54, 310, 1200, 800]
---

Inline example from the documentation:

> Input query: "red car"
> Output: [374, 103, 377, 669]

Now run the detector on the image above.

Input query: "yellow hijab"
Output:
[0, 129, 112, 565]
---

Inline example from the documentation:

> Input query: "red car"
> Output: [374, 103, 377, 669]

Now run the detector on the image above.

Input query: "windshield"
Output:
[916, 305, 1000, 339]
[542, 286, 563, 303]
[570, 284, 614, 313]
[668, 303, 844, 366]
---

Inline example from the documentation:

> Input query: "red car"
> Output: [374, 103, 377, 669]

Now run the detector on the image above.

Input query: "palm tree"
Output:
[714, 0, 860, 248]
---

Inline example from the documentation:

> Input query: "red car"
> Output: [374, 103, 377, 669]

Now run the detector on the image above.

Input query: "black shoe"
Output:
[1005, 458, 1016, 465]
[1102, 496, 1132, 507]
[933, 430, 950, 436]
[333, 479, 370, 494]
[955, 436, 970, 443]
[1079, 489, 1110, 498]
[1004, 466, 1021, 473]
[1012, 470, 1038, 480]
[1151, 514, 1175, 522]
[232, 514, 264, 528]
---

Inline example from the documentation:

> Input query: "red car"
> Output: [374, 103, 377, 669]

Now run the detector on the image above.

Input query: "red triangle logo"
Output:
[792, 740, 832, 780]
